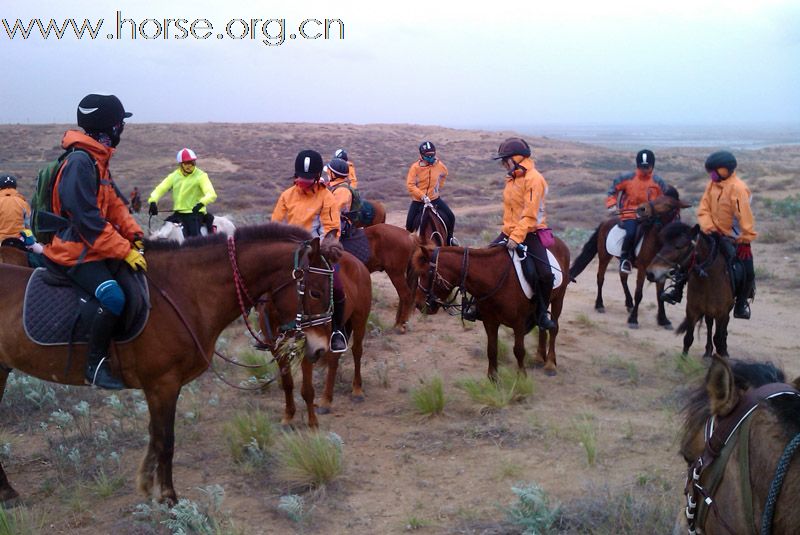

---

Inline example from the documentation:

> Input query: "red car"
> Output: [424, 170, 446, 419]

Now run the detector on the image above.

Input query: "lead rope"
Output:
[761, 432, 800, 535]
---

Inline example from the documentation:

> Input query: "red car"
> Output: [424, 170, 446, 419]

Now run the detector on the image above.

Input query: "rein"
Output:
[685, 383, 800, 535]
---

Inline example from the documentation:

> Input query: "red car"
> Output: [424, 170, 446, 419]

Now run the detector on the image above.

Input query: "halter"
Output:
[684, 383, 800, 535]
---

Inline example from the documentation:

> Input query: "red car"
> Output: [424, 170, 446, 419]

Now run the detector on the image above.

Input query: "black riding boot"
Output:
[330, 299, 348, 353]
[661, 272, 687, 305]
[85, 307, 125, 390]
[533, 274, 557, 331]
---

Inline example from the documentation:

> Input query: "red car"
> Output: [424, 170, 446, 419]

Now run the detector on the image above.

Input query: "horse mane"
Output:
[659, 221, 690, 244]
[144, 222, 311, 251]
[682, 360, 800, 449]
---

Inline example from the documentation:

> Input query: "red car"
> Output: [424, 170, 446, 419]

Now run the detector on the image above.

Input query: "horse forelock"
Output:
[144, 223, 311, 252]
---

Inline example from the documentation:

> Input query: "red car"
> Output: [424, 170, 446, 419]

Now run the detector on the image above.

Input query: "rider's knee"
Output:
[95, 279, 125, 315]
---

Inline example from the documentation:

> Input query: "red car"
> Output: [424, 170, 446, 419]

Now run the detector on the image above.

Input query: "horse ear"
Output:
[320, 231, 343, 263]
[410, 243, 432, 274]
[705, 354, 739, 417]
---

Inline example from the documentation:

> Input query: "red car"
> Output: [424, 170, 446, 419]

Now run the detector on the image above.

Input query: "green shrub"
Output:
[505, 483, 560, 535]
[224, 410, 275, 464]
[410, 376, 446, 416]
[275, 431, 344, 487]
[457, 367, 534, 409]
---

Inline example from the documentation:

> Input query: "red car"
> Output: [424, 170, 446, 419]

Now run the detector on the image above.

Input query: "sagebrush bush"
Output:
[505, 483, 560, 535]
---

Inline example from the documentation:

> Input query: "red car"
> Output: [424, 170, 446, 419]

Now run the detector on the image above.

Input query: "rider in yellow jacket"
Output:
[491, 137, 556, 331]
[148, 148, 217, 238]
[662, 151, 757, 319]
[272, 150, 347, 352]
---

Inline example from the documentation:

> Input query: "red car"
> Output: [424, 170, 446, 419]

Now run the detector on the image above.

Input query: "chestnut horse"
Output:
[0, 244, 28, 267]
[679, 356, 800, 534]
[0, 224, 334, 506]
[418, 202, 448, 246]
[363, 223, 419, 333]
[569, 188, 689, 328]
[411, 239, 570, 376]
[259, 250, 372, 427]
[646, 222, 734, 358]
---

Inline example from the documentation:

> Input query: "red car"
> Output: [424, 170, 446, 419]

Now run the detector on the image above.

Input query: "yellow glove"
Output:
[132, 233, 145, 252]
[124, 248, 147, 271]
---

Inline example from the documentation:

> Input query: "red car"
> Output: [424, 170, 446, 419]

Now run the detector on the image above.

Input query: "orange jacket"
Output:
[502, 157, 549, 244]
[347, 161, 358, 189]
[606, 170, 668, 221]
[406, 158, 448, 201]
[0, 189, 30, 241]
[271, 182, 340, 237]
[696, 172, 757, 244]
[44, 131, 143, 266]
[328, 177, 353, 214]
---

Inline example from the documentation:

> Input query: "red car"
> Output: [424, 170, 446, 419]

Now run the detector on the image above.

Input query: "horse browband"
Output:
[686, 383, 800, 535]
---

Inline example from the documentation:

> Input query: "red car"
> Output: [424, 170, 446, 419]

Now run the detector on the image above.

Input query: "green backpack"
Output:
[31, 148, 97, 244]
[332, 183, 363, 213]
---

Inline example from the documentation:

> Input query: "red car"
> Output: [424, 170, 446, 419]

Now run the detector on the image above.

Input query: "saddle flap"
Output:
[509, 249, 562, 300]
[606, 224, 644, 258]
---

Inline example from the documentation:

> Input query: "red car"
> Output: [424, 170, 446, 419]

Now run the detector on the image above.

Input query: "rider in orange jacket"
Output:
[606, 150, 667, 274]
[333, 148, 358, 189]
[405, 141, 457, 245]
[272, 150, 347, 352]
[0, 175, 31, 242]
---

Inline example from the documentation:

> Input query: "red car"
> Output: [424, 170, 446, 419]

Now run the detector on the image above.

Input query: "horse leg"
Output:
[681, 312, 696, 356]
[350, 322, 366, 403]
[655, 280, 672, 329]
[621, 272, 634, 312]
[544, 293, 564, 376]
[483, 320, 500, 381]
[0, 368, 21, 506]
[533, 329, 546, 369]
[300, 358, 318, 428]
[278, 356, 297, 426]
[512, 328, 527, 377]
[316, 353, 338, 414]
[387, 269, 412, 334]
[595, 253, 610, 312]
[139, 383, 180, 504]
[703, 317, 714, 359]
[626, 269, 645, 328]
[713, 315, 730, 358]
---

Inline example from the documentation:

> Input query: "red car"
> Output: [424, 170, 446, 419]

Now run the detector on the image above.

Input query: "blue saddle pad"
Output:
[23, 267, 150, 346]
[340, 226, 372, 264]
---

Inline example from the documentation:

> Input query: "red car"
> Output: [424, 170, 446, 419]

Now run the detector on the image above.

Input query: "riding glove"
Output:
[124, 248, 147, 271]
[506, 238, 519, 251]
[192, 203, 204, 214]
[149, 202, 158, 216]
[736, 243, 752, 260]
[422, 195, 431, 204]
[132, 233, 145, 252]
[19, 229, 36, 247]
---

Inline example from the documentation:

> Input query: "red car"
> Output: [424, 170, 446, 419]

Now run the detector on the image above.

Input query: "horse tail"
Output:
[569, 225, 601, 280]
[676, 315, 696, 335]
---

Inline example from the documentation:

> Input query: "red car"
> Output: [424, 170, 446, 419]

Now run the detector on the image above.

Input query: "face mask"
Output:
[294, 177, 316, 191]
[109, 121, 125, 148]
[422, 154, 436, 164]
[709, 171, 722, 182]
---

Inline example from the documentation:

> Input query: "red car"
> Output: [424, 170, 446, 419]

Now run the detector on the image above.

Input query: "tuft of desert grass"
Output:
[410, 376, 446, 416]
[275, 431, 344, 488]
[224, 410, 275, 464]
[456, 367, 534, 409]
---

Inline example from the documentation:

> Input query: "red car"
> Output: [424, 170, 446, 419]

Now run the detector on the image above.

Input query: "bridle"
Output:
[684, 383, 800, 535]
[419, 202, 447, 246]
[418, 246, 512, 318]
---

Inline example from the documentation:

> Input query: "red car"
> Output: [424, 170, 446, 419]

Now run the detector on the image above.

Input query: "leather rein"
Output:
[685, 383, 800, 535]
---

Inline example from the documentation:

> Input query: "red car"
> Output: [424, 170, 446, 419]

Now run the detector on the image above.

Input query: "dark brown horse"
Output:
[0, 224, 334, 506]
[569, 189, 689, 328]
[678, 355, 800, 534]
[411, 239, 570, 376]
[363, 223, 419, 334]
[418, 202, 448, 246]
[353, 199, 386, 228]
[646, 222, 734, 358]
[260, 250, 372, 427]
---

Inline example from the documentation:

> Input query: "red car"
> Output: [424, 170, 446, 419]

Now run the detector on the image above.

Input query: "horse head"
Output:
[646, 222, 698, 283]
[409, 242, 453, 314]
[635, 188, 691, 223]
[679, 356, 800, 534]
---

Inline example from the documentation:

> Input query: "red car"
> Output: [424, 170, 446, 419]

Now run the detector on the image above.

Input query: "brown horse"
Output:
[260, 250, 372, 427]
[0, 224, 334, 506]
[353, 199, 386, 228]
[0, 245, 28, 267]
[411, 239, 570, 376]
[363, 223, 419, 334]
[646, 222, 734, 358]
[678, 355, 800, 534]
[418, 202, 448, 246]
[569, 188, 689, 328]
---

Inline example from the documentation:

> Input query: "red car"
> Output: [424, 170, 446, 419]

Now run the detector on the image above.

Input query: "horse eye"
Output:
[309, 290, 322, 299]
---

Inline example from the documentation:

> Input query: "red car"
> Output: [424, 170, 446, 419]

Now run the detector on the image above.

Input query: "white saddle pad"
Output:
[510, 249, 562, 300]
[605, 224, 643, 258]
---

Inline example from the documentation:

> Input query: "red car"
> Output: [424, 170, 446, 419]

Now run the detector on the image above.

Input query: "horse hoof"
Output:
[351, 394, 365, 403]
[315, 406, 331, 415]
[394, 325, 407, 335]
[595, 307, 605, 314]
[532, 361, 545, 369]
[660, 321, 673, 330]
[627, 323, 639, 330]
[0, 492, 21, 509]
[544, 369, 558, 377]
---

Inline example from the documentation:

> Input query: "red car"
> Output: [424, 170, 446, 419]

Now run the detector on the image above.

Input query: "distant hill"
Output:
[1, 123, 798, 230]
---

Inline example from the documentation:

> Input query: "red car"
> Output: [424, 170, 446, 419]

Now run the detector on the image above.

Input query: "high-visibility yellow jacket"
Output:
[148, 167, 217, 213]
[0, 189, 30, 241]
[502, 157, 548, 244]
[271, 183, 339, 237]
[406, 158, 448, 201]
[697, 172, 757, 244]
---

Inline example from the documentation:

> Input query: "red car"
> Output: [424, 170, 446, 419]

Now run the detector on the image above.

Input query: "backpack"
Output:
[31, 149, 97, 244]
[331, 182, 363, 213]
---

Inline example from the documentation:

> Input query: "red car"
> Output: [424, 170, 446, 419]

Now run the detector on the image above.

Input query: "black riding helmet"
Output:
[328, 157, 349, 177]
[705, 151, 737, 173]
[295, 149, 324, 179]
[493, 137, 531, 160]
[419, 141, 436, 155]
[334, 148, 348, 161]
[0, 174, 17, 189]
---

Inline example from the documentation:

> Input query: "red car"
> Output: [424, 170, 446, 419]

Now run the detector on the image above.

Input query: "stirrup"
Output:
[449, 236, 460, 246]
[85, 357, 125, 390]
[330, 330, 348, 353]
[619, 259, 632, 274]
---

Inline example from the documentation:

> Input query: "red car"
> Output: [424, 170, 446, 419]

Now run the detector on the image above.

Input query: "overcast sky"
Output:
[1, 0, 799, 127]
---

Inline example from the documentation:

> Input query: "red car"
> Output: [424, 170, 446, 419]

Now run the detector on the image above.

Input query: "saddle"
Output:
[605, 224, 643, 258]
[340, 224, 371, 264]
[509, 249, 562, 300]
[706, 233, 752, 299]
[23, 263, 150, 346]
